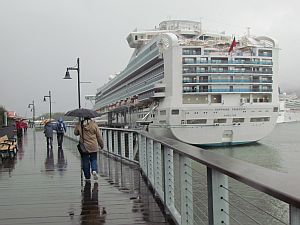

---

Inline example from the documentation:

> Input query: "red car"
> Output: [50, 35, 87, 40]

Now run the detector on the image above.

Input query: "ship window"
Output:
[160, 110, 166, 115]
[171, 109, 179, 115]
[214, 119, 226, 123]
[211, 94, 222, 103]
[241, 94, 250, 103]
[250, 117, 270, 122]
[233, 118, 244, 123]
[187, 119, 207, 124]
[159, 120, 166, 124]
[183, 95, 208, 104]
[273, 107, 278, 112]
[253, 94, 272, 103]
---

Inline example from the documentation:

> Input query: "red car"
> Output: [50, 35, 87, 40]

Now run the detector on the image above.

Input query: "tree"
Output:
[0, 105, 6, 126]
[36, 112, 74, 121]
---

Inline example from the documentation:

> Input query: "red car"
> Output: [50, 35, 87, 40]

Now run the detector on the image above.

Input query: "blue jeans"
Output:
[57, 133, 64, 147]
[81, 152, 98, 179]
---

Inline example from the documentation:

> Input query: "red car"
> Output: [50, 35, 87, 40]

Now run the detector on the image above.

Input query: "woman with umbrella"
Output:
[68, 109, 104, 181]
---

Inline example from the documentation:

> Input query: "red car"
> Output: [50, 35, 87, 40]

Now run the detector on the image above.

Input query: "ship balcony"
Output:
[258, 53, 272, 57]
[182, 79, 273, 84]
[138, 89, 165, 101]
[182, 60, 273, 66]
[182, 88, 273, 93]
[153, 92, 166, 98]
[154, 83, 166, 88]
[182, 70, 273, 75]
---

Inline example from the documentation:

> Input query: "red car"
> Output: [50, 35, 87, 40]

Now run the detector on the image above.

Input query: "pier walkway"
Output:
[0, 129, 169, 225]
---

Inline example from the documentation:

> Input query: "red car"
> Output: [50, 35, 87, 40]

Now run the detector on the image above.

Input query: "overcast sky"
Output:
[0, 0, 299, 117]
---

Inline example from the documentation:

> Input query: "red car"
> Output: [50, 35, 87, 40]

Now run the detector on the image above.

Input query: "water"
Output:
[192, 122, 300, 225]
[210, 122, 300, 176]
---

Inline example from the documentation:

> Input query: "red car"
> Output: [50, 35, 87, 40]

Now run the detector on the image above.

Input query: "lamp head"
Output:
[43, 97, 46, 102]
[28, 104, 31, 108]
[64, 70, 72, 79]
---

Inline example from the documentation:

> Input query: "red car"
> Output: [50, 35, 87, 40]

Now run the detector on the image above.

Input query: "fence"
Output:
[66, 125, 300, 225]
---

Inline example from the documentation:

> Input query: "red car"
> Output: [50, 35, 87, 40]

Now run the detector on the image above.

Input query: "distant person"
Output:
[44, 119, 54, 149]
[15, 120, 22, 137]
[74, 117, 103, 181]
[55, 117, 66, 148]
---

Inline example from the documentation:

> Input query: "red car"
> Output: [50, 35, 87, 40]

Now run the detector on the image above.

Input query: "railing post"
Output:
[164, 147, 179, 221]
[108, 130, 112, 153]
[147, 138, 154, 186]
[139, 134, 147, 175]
[114, 131, 118, 155]
[128, 132, 134, 160]
[290, 205, 300, 225]
[180, 155, 193, 225]
[102, 129, 108, 151]
[121, 132, 126, 158]
[153, 141, 164, 200]
[207, 168, 229, 225]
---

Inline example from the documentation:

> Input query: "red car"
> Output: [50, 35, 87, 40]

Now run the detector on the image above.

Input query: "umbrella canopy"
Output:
[65, 108, 100, 118]
[42, 119, 55, 125]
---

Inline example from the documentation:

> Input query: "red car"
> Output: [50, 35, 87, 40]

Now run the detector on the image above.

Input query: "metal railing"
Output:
[182, 60, 273, 65]
[182, 70, 273, 74]
[182, 88, 273, 93]
[66, 125, 300, 225]
[182, 80, 273, 83]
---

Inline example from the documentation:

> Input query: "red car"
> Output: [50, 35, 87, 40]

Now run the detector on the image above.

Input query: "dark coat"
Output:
[44, 123, 54, 138]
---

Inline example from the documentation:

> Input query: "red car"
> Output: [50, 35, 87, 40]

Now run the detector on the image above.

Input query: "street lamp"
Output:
[28, 100, 35, 127]
[43, 91, 52, 120]
[64, 57, 81, 109]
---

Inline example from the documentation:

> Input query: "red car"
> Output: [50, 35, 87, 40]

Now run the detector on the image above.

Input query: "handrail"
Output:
[66, 125, 300, 224]
[138, 130, 300, 208]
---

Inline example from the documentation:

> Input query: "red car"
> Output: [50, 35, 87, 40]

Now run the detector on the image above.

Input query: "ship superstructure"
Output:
[95, 20, 279, 146]
[277, 93, 300, 123]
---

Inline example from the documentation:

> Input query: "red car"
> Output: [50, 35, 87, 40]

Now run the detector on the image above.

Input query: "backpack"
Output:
[57, 121, 64, 133]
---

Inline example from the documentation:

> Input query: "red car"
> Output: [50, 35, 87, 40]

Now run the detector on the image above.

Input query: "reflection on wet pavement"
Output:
[81, 182, 106, 224]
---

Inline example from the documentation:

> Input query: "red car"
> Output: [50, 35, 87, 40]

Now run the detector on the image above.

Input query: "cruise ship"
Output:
[277, 93, 300, 123]
[95, 20, 279, 146]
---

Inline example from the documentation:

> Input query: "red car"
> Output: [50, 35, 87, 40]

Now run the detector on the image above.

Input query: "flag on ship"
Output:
[228, 37, 237, 53]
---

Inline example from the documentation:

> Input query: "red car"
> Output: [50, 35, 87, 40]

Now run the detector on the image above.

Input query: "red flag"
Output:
[228, 37, 237, 53]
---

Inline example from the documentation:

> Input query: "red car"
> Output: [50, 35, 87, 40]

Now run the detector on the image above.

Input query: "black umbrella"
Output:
[65, 108, 100, 118]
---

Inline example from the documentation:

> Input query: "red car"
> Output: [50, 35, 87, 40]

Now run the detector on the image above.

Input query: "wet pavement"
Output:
[0, 129, 169, 225]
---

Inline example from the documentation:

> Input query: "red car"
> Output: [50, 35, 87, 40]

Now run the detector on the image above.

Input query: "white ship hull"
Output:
[150, 123, 276, 146]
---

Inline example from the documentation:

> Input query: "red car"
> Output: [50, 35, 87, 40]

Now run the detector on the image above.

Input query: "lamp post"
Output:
[64, 57, 81, 109]
[28, 100, 35, 127]
[43, 91, 52, 120]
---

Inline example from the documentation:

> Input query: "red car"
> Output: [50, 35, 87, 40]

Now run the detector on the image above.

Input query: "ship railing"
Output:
[182, 70, 273, 74]
[65, 126, 300, 225]
[182, 79, 273, 83]
[182, 89, 273, 93]
[182, 60, 273, 65]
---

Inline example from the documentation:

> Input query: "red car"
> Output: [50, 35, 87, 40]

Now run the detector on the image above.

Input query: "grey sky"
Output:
[0, 0, 299, 117]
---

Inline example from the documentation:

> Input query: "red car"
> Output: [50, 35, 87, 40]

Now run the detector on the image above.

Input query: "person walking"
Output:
[55, 117, 66, 148]
[74, 117, 103, 181]
[44, 119, 54, 149]
[16, 119, 23, 138]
